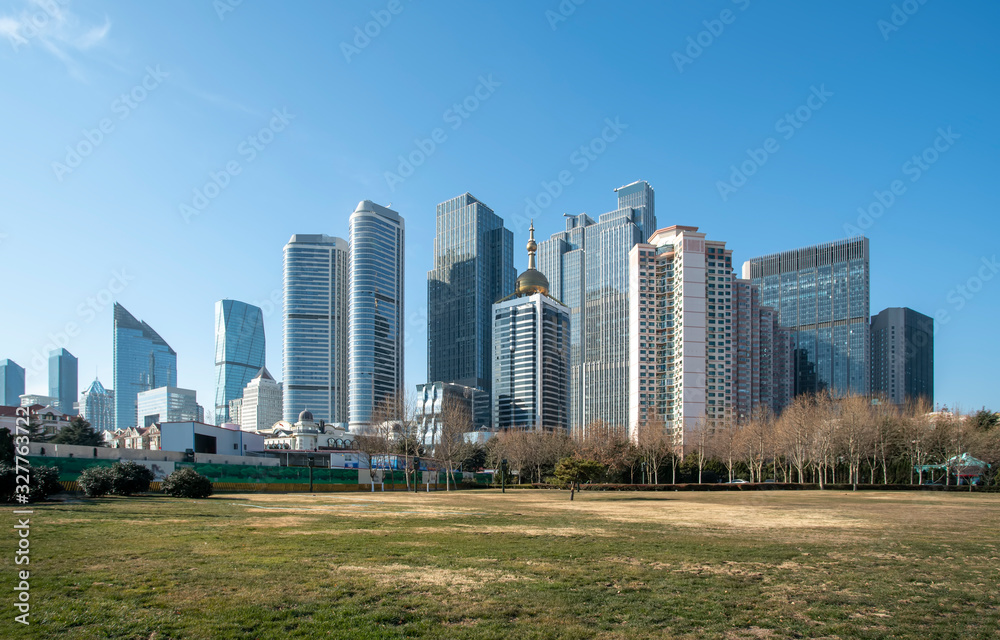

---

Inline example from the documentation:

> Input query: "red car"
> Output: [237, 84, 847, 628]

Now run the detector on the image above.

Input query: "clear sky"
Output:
[1, 0, 997, 417]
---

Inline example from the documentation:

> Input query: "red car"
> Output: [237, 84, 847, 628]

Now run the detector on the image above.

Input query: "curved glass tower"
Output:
[282, 234, 349, 424]
[348, 200, 404, 431]
[113, 303, 177, 431]
[214, 300, 265, 424]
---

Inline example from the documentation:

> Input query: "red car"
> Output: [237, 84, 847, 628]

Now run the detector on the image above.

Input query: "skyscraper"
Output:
[282, 234, 349, 424]
[239, 367, 283, 432]
[113, 303, 177, 431]
[492, 224, 571, 432]
[48, 348, 78, 414]
[870, 307, 933, 405]
[214, 300, 265, 424]
[348, 200, 404, 431]
[427, 193, 515, 397]
[743, 237, 870, 397]
[0, 359, 25, 407]
[628, 226, 794, 450]
[80, 377, 114, 432]
[536, 180, 655, 435]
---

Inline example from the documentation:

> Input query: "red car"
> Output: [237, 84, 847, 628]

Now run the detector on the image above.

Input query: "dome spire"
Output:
[513, 221, 549, 297]
[527, 220, 537, 270]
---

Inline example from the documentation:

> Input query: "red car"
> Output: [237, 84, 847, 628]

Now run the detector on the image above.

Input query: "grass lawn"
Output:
[3, 489, 999, 639]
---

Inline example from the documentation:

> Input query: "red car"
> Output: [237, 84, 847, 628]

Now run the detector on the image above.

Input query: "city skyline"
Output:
[2, 2, 997, 414]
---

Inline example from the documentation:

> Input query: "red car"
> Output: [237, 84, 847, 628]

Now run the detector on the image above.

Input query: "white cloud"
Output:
[1, 0, 110, 61]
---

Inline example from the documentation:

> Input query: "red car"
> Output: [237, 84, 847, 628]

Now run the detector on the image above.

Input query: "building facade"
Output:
[348, 200, 405, 431]
[427, 193, 515, 402]
[535, 180, 656, 436]
[415, 381, 491, 446]
[79, 377, 114, 432]
[214, 300, 265, 424]
[48, 348, 78, 414]
[0, 359, 25, 406]
[870, 307, 933, 405]
[282, 234, 350, 424]
[732, 279, 794, 420]
[743, 237, 870, 397]
[492, 225, 571, 432]
[136, 386, 199, 428]
[239, 367, 283, 432]
[113, 303, 178, 431]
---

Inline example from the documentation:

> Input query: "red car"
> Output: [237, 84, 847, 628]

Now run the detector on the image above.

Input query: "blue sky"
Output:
[1, 0, 997, 416]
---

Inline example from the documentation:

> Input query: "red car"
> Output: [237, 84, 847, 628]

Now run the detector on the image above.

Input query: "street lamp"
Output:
[307, 454, 314, 493]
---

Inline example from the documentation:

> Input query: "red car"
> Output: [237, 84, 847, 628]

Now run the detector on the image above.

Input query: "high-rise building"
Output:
[239, 367, 283, 432]
[743, 237, 870, 397]
[80, 377, 114, 432]
[535, 180, 655, 435]
[48, 348, 78, 414]
[136, 386, 199, 428]
[628, 226, 794, 451]
[870, 307, 933, 405]
[113, 303, 177, 431]
[282, 234, 350, 424]
[228, 397, 242, 426]
[427, 193, 515, 401]
[214, 300, 265, 424]
[492, 224, 571, 432]
[348, 200, 404, 431]
[0, 359, 25, 406]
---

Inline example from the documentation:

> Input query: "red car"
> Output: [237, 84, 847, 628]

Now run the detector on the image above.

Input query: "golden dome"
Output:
[514, 221, 549, 296]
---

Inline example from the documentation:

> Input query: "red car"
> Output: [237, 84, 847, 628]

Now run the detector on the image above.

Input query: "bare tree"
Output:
[636, 414, 673, 484]
[436, 397, 473, 491]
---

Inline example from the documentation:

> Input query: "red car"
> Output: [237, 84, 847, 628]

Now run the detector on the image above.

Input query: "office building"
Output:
[427, 193, 515, 402]
[136, 386, 200, 428]
[214, 300, 265, 424]
[80, 377, 114, 432]
[348, 200, 404, 431]
[743, 237, 870, 397]
[238, 367, 283, 432]
[535, 180, 655, 436]
[870, 307, 933, 405]
[282, 234, 350, 424]
[415, 381, 491, 446]
[48, 348, 78, 414]
[492, 224, 571, 432]
[113, 303, 178, 430]
[732, 279, 794, 420]
[0, 359, 25, 406]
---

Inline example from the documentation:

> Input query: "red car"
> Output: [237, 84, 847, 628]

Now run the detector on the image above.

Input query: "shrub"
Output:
[78, 466, 114, 497]
[110, 461, 155, 496]
[0, 463, 64, 503]
[162, 468, 213, 498]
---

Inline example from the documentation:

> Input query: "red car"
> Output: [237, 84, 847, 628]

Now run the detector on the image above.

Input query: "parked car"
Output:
[726, 479, 749, 484]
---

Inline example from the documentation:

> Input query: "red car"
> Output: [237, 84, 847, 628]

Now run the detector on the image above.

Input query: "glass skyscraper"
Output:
[113, 303, 177, 431]
[48, 348, 78, 414]
[214, 300, 265, 424]
[348, 200, 404, 431]
[743, 237, 870, 397]
[0, 359, 25, 407]
[536, 180, 655, 435]
[870, 307, 933, 405]
[282, 234, 350, 424]
[136, 386, 199, 428]
[427, 193, 514, 396]
[80, 377, 114, 432]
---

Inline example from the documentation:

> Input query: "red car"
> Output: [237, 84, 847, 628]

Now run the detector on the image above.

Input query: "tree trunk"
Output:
[570, 482, 575, 501]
